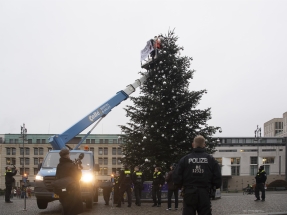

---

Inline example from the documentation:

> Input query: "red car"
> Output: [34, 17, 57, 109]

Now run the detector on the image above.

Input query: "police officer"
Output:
[173, 135, 222, 215]
[151, 167, 165, 207]
[166, 163, 179, 210]
[132, 166, 145, 206]
[5, 166, 18, 203]
[113, 171, 124, 205]
[116, 166, 132, 207]
[254, 165, 267, 201]
[102, 179, 112, 205]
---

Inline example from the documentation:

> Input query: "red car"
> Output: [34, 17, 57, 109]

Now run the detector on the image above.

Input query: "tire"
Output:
[243, 190, 253, 195]
[243, 188, 248, 195]
[37, 199, 48, 209]
[86, 196, 93, 209]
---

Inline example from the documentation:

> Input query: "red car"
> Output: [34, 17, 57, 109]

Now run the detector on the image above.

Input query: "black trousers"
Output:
[117, 184, 131, 206]
[255, 183, 265, 200]
[103, 187, 111, 204]
[168, 189, 179, 209]
[134, 184, 142, 205]
[152, 185, 162, 205]
[114, 185, 124, 204]
[114, 185, 119, 204]
[5, 184, 12, 202]
[182, 187, 211, 215]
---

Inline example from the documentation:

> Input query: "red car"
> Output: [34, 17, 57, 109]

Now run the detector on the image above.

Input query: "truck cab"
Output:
[34, 150, 99, 209]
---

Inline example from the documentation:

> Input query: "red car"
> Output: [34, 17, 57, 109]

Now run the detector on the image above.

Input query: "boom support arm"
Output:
[49, 72, 149, 150]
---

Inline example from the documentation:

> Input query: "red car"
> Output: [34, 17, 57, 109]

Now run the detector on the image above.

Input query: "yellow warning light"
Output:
[84, 145, 89, 151]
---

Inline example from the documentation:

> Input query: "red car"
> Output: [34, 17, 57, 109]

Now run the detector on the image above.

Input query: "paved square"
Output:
[1, 191, 287, 215]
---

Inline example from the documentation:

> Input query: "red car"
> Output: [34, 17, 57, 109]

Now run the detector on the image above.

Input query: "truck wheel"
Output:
[86, 196, 93, 209]
[37, 199, 48, 209]
[93, 188, 98, 202]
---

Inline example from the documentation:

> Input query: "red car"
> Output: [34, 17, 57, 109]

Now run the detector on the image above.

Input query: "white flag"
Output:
[141, 40, 154, 61]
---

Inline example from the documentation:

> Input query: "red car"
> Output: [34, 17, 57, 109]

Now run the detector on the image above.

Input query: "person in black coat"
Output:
[102, 180, 112, 205]
[173, 135, 222, 215]
[5, 166, 18, 203]
[116, 167, 132, 207]
[132, 166, 145, 206]
[113, 171, 124, 205]
[254, 165, 267, 201]
[56, 149, 84, 215]
[151, 167, 165, 207]
[165, 163, 179, 210]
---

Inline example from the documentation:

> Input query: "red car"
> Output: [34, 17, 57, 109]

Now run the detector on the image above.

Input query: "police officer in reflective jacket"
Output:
[5, 166, 18, 203]
[116, 166, 132, 207]
[151, 167, 165, 207]
[113, 171, 120, 204]
[173, 135, 222, 215]
[132, 166, 145, 206]
[254, 165, 267, 201]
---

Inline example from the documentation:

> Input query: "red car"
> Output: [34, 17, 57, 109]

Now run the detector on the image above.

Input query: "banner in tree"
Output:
[140, 40, 154, 61]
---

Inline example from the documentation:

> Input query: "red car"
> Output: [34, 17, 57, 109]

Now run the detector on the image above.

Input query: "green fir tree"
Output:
[119, 30, 221, 179]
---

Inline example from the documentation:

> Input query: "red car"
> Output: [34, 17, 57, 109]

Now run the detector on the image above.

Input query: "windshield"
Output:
[42, 152, 92, 170]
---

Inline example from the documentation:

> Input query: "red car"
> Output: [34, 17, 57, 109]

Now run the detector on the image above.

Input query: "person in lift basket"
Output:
[56, 148, 84, 215]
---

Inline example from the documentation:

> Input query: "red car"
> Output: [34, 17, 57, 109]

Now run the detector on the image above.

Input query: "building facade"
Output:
[213, 137, 286, 191]
[0, 133, 124, 189]
[1, 134, 286, 191]
[264, 111, 287, 137]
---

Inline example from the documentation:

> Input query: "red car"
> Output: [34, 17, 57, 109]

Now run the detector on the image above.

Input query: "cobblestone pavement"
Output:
[1, 192, 287, 215]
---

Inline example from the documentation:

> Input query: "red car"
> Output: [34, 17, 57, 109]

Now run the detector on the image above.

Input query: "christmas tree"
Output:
[119, 30, 221, 179]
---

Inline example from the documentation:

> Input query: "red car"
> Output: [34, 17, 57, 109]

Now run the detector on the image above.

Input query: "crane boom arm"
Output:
[49, 72, 149, 150]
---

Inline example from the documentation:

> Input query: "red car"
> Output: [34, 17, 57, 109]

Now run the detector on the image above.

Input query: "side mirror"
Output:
[38, 163, 42, 171]
[94, 164, 100, 172]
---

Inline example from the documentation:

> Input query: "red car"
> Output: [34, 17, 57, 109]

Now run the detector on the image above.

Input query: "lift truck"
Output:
[34, 38, 161, 209]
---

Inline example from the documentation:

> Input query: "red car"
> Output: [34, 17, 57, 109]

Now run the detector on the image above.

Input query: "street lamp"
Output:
[20, 123, 27, 211]
[254, 125, 261, 170]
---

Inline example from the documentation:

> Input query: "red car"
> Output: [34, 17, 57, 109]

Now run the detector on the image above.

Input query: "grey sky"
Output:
[1, 0, 286, 137]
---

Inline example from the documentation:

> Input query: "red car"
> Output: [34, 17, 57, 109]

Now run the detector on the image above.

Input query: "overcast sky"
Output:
[1, 0, 286, 137]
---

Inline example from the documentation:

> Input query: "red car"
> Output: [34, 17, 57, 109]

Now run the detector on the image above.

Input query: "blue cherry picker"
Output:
[33, 74, 155, 210]
[34, 37, 161, 210]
